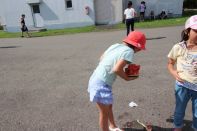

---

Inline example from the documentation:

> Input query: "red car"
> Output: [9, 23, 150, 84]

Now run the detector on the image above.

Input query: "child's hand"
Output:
[168, 58, 184, 83]
[172, 70, 184, 83]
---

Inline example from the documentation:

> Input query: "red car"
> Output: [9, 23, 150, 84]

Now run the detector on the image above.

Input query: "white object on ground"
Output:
[129, 101, 138, 107]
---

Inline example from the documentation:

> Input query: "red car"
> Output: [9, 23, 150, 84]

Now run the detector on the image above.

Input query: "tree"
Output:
[183, 0, 197, 8]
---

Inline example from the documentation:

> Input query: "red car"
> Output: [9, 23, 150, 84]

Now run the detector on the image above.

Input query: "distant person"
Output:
[167, 15, 197, 131]
[139, 1, 146, 21]
[124, 1, 137, 36]
[159, 10, 167, 19]
[150, 10, 155, 20]
[88, 31, 146, 131]
[20, 14, 31, 38]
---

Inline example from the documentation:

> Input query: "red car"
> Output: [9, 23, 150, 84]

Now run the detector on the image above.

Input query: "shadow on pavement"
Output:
[123, 126, 172, 131]
[29, 35, 44, 38]
[166, 116, 193, 131]
[0, 46, 21, 49]
[146, 37, 166, 40]
[122, 118, 194, 131]
[122, 122, 173, 131]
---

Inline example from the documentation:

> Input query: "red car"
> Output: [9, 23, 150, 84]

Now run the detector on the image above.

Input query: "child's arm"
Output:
[167, 58, 184, 82]
[134, 11, 137, 17]
[113, 59, 137, 81]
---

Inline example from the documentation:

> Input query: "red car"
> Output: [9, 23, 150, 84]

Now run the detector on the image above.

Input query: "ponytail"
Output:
[181, 28, 190, 42]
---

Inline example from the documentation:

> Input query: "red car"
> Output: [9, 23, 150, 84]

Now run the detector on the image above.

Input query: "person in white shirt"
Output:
[124, 1, 137, 36]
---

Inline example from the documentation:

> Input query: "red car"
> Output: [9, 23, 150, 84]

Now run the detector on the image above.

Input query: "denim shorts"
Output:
[88, 73, 113, 105]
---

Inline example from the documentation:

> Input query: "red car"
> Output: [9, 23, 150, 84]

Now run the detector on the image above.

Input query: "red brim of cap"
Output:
[123, 38, 146, 50]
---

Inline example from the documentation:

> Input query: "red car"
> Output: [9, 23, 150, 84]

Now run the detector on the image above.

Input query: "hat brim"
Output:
[190, 25, 197, 30]
[123, 38, 146, 50]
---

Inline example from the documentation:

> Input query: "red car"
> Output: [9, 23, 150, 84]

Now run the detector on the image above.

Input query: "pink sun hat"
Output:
[185, 15, 197, 30]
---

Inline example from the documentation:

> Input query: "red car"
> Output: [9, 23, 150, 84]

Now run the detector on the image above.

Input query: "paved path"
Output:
[0, 26, 193, 131]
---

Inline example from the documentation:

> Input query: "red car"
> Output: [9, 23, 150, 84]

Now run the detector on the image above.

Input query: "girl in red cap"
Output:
[167, 15, 197, 131]
[88, 31, 146, 131]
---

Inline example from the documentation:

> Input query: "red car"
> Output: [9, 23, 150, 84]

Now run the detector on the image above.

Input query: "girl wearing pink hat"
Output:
[167, 15, 197, 131]
[88, 31, 146, 131]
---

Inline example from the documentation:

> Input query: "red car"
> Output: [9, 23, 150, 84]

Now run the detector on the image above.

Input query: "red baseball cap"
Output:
[123, 31, 146, 50]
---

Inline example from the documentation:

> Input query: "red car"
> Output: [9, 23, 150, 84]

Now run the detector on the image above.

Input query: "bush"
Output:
[183, 0, 197, 9]
[183, 9, 197, 16]
[0, 26, 3, 30]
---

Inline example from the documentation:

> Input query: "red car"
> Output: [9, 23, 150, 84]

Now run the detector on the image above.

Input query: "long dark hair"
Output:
[181, 28, 191, 42]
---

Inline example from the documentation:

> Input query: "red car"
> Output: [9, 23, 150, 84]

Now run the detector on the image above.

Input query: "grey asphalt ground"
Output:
[0, 26, 194, 131]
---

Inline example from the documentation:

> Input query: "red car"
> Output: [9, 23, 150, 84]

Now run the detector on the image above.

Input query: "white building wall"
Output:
[40, 0, 95, 29]
[0, 0, 34, 32]
[110, 0, 123, 24]
[151, 0, 183, 17]
[94, 0, 122, 25]
[0, 1, 5, 27]
[0, 0, 184, 32]
[0, 0, 95, 32]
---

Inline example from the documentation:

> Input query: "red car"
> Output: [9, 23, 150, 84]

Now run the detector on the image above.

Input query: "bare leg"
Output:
[21, 31, 24, 37]
[26, 31, 31, 37]
[140, 14, 142, 21]
[108, 104, 116, 128]
[96, 103, 110, 131]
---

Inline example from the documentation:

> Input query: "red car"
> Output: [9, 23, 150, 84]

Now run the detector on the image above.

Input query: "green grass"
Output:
[115, 17, 188, 29]
[0, 31, 21, 38]
[33, 26, 96, 37]
[0, 18, 186, 38]
[182, 9, 197, 16]
[0, 10, 196, 38]
[0, 26, 97, 38]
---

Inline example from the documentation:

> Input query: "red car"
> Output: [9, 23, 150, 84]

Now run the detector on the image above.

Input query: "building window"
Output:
[65, 0, 72, 9]
[32, 5, 40, 13]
